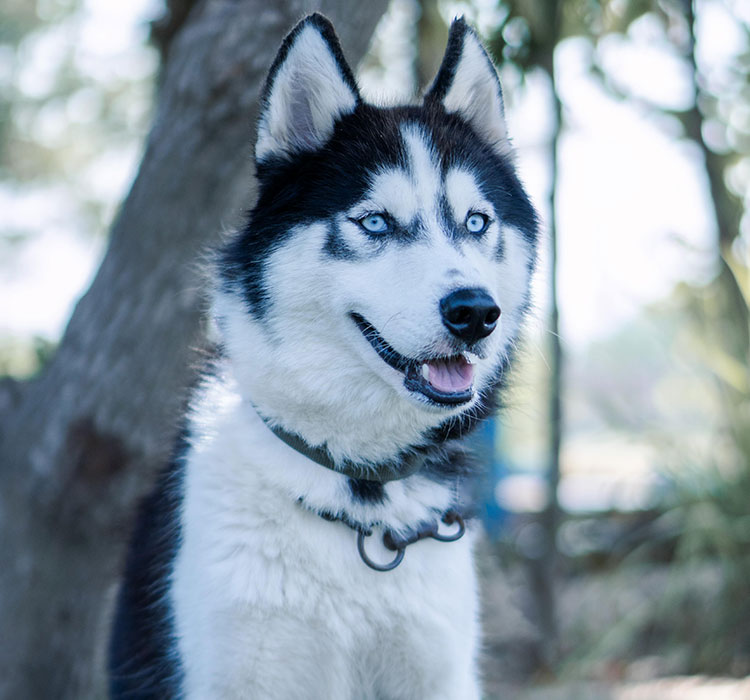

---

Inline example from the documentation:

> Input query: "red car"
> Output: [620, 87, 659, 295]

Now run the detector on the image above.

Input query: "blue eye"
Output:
[358, 214, 389, 234]
[466, 212, 489, 234]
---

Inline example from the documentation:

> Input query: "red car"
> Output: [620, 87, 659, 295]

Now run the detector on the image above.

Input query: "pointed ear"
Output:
[424, 18, 509, 155]
[255, 14, 361, 163]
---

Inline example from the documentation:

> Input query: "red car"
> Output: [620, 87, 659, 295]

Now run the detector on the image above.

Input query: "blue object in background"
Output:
[469, 416, 509, 539]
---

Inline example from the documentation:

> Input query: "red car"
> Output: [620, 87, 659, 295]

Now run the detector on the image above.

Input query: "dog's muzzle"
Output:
[350, 312, 479, 406]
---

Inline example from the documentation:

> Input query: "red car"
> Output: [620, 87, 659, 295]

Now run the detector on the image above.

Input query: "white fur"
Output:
[172, 374, 480, 699]
[353, 169, 417, 225]
[256, 25, 357, 162]
[439, 31, 511, 157]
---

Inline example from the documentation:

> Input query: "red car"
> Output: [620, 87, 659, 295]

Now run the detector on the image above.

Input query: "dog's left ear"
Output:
[424, 18, 509, 155]
[256, 13, 361, 163]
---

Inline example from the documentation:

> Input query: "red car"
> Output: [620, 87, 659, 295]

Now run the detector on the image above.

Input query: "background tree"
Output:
[0, 1, 388, 697]
[484, 0, 750, 676]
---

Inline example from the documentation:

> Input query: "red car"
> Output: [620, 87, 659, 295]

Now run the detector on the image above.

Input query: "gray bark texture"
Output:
[0, 1, 388, 697]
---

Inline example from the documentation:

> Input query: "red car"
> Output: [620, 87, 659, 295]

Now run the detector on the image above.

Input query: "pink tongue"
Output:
[427, 357, 474, 393]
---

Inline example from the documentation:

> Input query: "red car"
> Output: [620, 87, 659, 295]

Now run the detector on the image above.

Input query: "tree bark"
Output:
[0, 1, 388, 697]
[528, 0, 563, 669]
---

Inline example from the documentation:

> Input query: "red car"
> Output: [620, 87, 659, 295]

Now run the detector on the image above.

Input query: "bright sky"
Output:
[0, 0, 740, 354]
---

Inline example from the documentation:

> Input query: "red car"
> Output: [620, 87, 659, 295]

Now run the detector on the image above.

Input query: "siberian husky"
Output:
[110, 13, 538, 699]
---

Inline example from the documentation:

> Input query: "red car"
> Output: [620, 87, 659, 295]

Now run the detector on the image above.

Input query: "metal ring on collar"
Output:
[357, 530, 405, 572]
[431, 510, 466, 542]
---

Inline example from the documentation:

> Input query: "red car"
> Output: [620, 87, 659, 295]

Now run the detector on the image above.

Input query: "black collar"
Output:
[262, 416, 468, 572]
[266, 422, 428, 483]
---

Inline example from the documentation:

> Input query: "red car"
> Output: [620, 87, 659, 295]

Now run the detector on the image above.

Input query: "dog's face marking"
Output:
[336, 125, 502, 256]
[217, 16, 538, 463]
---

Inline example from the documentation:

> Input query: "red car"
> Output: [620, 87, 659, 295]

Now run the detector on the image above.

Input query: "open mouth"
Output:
[350, 312, 475, 406]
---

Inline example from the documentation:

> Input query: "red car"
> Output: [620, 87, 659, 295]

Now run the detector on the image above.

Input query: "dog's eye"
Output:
[358, 214, 389, 234]
[465, 212, 489, 234]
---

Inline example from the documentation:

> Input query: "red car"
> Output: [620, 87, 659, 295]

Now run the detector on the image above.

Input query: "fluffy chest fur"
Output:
[171, 375, 480, 699]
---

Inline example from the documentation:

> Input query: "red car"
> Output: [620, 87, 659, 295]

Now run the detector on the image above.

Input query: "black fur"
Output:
[220, 100, 537, 316]
[348, 478, 386, 504]
[323, 221, 359, 260]
[109, 433, 187, 699]
[423, 18, 472, 104]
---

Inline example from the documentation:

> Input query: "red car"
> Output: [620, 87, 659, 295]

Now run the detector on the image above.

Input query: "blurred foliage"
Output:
[0, 0, 156, 188]
[0, 0, 159, 376]
[555, 254, 750, 678]
[0, 335, 58, 378]
[655, 252, 750, 672]
[483, 0, 749, 255]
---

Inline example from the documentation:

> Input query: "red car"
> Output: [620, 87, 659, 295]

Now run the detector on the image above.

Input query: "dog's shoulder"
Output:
[108, 430, 188, 699]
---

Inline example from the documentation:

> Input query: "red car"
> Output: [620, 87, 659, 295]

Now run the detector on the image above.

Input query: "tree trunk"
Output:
[681, 0, 749, 357]
[0, 1, 388, 697]
[533, 0, 563, 667]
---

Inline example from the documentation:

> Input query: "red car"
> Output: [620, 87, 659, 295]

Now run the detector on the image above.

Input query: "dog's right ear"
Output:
[255, 14, 361, 163]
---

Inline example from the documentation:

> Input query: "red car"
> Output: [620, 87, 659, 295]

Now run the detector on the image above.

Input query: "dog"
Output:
[109, 13, 538, 699]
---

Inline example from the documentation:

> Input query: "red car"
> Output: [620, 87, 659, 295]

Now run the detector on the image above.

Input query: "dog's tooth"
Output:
[462, 352, 479, 365]
[421, 363, 430, 381]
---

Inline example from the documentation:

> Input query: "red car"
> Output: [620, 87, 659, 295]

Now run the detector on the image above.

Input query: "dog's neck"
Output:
[251, 426, 474, 541]
[259, 420, 431, 483]
[194, 354, 478, 537]
[248, 398, 472, 536]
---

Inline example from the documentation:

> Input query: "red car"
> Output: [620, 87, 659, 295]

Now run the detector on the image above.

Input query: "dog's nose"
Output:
[440, 288, 500, 344]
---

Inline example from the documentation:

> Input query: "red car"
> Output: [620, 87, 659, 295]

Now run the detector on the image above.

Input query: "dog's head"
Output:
[216, 14, 538, 463]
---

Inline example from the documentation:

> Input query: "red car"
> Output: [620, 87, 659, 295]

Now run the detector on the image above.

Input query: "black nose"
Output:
[439, 288, 500, 344]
